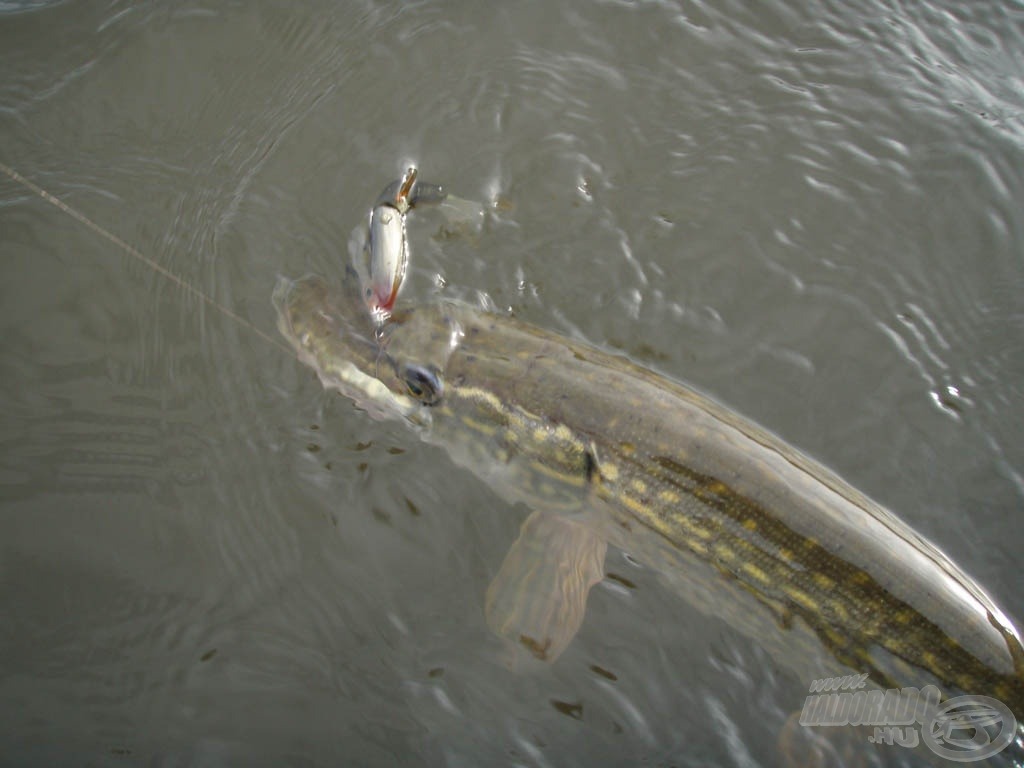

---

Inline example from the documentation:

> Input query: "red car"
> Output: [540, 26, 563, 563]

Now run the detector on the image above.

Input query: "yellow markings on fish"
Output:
[895, 608, 917, 626]
[741, 518, 758, 532]
[713, 542, 735, 564]
[920, 650, 942, 673]
[706, 481, 729, 496]
[670, 510, 694, 531]
[850, 570, 873, 587]
[617, 489, 679, 539]
[461, 414, 498, 437]
[619, 491, 648, 518]
[829, 600, 851, 623]
[740, 561, 772, 586]
[686, 538, 709, 556]
[824, 628, 848, 650]
[812, 572, 835, 591]
[454, 385, 505, 414]
[455, 385, 580, 456]
[601, 462, 620, 483]
[783, 585, 818, 612]
[657, 489, 680, 505]
[691, 524, 713, 541]
[529, 459, 586, 487]
[630, 478, 648, 496]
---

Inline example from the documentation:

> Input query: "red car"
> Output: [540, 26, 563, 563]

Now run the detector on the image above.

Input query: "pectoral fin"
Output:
[485, 511, 607, 663]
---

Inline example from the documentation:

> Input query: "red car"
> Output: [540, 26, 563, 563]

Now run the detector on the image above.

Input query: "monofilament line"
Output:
[0, 161, 292, 355]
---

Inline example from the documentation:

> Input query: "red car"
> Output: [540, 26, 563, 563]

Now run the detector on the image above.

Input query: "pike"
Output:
[3, 159, 1019, 753]
[273, 267, 1024, 728]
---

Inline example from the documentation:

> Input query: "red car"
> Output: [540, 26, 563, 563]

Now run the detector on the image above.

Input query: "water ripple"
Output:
[3, 0, 1023, 764]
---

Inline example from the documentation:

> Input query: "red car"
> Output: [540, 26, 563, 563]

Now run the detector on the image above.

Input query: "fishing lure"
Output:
[362, 166, 447, 320]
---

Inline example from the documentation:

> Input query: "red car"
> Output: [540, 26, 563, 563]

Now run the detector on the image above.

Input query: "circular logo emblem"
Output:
[922, 695, 1017, 762]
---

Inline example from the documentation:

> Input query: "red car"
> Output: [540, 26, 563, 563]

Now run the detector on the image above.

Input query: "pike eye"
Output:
[402, 363, 443, 405]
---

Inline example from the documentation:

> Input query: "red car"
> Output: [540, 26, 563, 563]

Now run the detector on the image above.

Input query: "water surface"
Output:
[1, 1, 1022, 765]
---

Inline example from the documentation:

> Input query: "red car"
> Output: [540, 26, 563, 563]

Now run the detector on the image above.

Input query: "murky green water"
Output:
[1, 1, 1022, 765]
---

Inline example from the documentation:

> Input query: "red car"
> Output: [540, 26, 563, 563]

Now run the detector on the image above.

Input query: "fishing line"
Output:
[0, 161, 293, 355]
